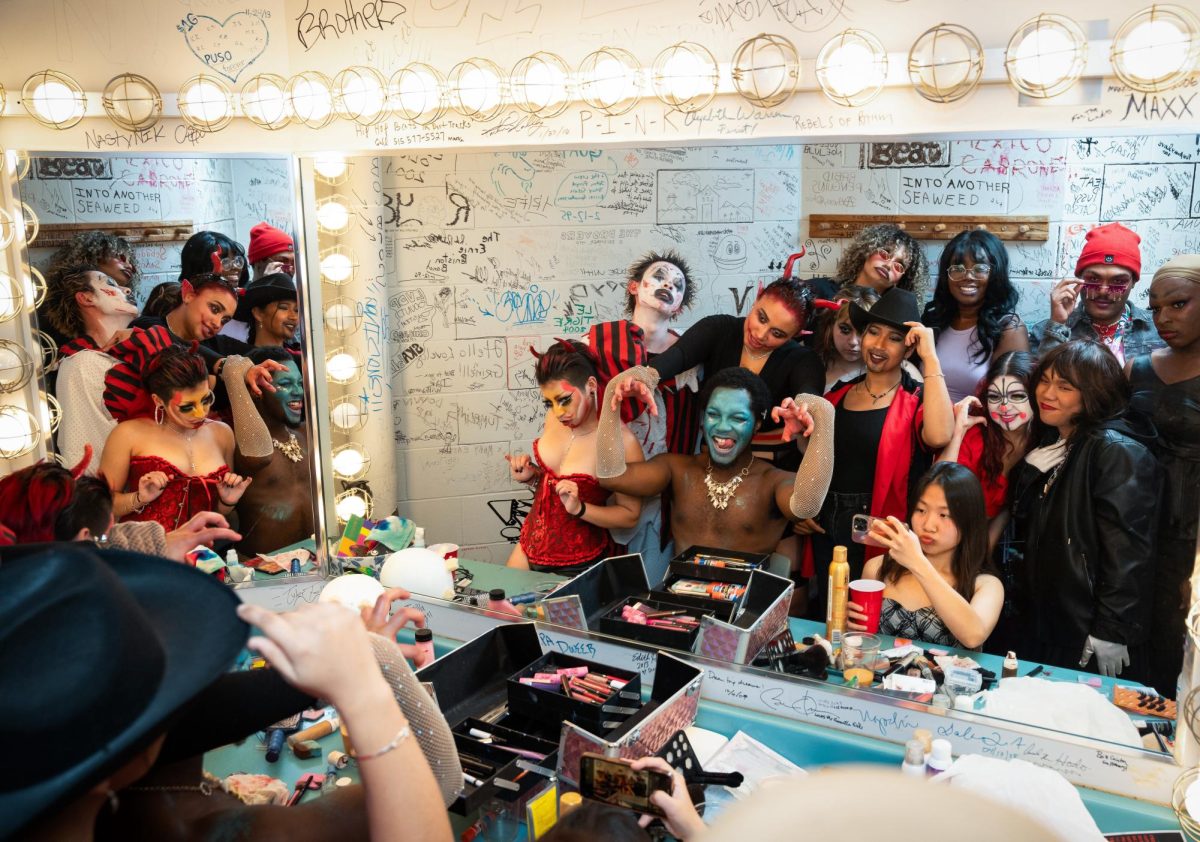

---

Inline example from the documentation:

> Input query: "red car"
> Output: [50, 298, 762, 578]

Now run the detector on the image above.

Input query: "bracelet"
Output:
[572, 500, 587, 519]
[131, 490, 146, 513]
[356, 724, 411, 761]
[924, 373, 946, 379]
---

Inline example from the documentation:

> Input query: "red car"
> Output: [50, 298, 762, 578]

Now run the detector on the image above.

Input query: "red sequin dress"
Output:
[518, 439, 614, 568]
[123, 454, 228, 531]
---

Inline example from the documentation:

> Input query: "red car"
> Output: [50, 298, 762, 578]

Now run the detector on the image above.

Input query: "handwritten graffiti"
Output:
[554, 303, 596, 331]
[489, 496, 532, 542]
[866, 142, 948, 168]
[477, 284, 557, 326]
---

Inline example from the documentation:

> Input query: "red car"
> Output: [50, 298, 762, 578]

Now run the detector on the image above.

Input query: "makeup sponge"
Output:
[319, 573, 385, 612]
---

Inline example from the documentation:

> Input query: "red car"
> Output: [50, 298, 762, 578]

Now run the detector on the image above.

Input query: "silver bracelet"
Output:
[356, 724, 411, 761]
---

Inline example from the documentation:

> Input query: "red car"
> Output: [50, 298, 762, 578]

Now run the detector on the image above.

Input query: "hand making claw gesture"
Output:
[770, 397, 816, 442]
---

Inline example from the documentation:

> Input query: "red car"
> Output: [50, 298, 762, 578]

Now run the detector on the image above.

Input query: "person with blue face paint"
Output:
[594, 367, 835, 571]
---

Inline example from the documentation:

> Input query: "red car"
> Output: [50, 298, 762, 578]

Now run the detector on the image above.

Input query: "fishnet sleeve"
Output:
[220, 356, 274, 459]
[789, 394, 835, 520]
[105, 521, 169, 557]
[596, 366, 660, 479]
[366, 633, 464, 807]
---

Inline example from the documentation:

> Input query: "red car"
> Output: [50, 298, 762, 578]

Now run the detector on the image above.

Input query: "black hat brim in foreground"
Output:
[0, 545, 248, 838]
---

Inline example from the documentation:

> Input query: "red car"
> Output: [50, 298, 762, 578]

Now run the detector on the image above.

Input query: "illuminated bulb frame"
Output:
[177, 74, 235, 132]
[323, 296, 364, 335]
[815, 29, 890, 107]
[316, 195, 353, 236]
[1004, 14, 1089, 99]
[319, 245, 359, 286]
[731, 33, 800, 109]
[41, 391, 62, 435]
[101, 73, 163, 132]
[333, 66, 389, 126]
[650, 42, 720, 113]
[332, 442, 372, 481]
[509, 52, 573, 117]
[0, 405, 42, 460]
[577, 47, 644, 116]
[240, 73, 293, 130]
[325, 346, 366, 385]
[287, 71, 337, 130]
[390, 63, 446, 126]
[34, 330, 59, 372]
[25, 266, 46, 310]
[447, 58, 508, 122]
[19, 202, 39, 247]
[330, 395, 369, 433]
[334, 487, 374, 524]
[1110, 5, 1200, 93]
[313, 153, 352, 185]
[4, 150, 31, 182]
[0, 272, 25, 324]
[0, 208, 13, 251]
[907, 23, 985, 103]
[21, 70, 87, 130]
[0, 339, 35, 394]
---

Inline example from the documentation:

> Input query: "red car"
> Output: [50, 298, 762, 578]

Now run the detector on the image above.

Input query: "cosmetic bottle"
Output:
[559, 791, 582, 818]
[414, 628, 435, 667]
[226, 549, 238, 567]
[487, 589, 522, 617]
[901, 740, 926, 777]
[825, 545, 850, 647]
[926, 739, 952, 777]
[1002, 651, 1019, 679]
[412, 527, 426, 549]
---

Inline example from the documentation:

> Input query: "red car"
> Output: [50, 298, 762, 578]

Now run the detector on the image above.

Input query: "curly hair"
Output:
[924, 230, 1021, 363]
[624, 250, 695, 316]
[832, 223, 928, 300]
[700, 366, 772, 421]
[42, 264, 101, 339]
[813, 285, 879, 367]
[46, 231, 140, 289]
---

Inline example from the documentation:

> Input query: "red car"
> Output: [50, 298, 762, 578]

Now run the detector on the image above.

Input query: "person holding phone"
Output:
[847, 463, 1003, 649]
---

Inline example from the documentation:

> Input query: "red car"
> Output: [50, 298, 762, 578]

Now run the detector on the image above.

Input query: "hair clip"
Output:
[236, 287, 246, 298]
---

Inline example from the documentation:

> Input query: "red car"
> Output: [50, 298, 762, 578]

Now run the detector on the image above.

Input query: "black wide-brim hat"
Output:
[234, 272, 297, 323]
[0, 543, 248, 838]
[849, 287, 921, 334]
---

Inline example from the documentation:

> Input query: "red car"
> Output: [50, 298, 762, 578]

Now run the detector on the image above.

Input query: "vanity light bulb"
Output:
[291, 78, 333, 122]
[32, 80, 83, 124]
[323, 300, 360, 333]
[243, 80, 286, 123]
[320, 252, 354, 284]
[824, 42, 877, 97]
[332, 444, 367, 478]
[661, 50, 705, 101]
[336, 70, 386, 121]
[592, 58, 630, 104]
[326, 351, 359, 384]
[331, 400, 365, 431]
[456, 66, 501, 113]
[1013, 28, 1074, 86]
[313, 153, 348, 181]
[335, 491, 369, 521]
[0, 405, 40, 459]
[183, 81, 230, 122]
[316, 200, 350, 234]
[1121, 18, 1189, 80]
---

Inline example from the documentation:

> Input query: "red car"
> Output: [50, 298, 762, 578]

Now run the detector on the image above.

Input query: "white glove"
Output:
[1080, 635, 1130, 677]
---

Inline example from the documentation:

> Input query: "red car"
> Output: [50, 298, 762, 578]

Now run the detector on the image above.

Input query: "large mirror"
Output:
[15, 152, 319, 581]
[298, 131, 1200, 778]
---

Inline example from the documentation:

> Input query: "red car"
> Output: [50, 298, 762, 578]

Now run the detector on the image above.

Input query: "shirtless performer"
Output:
[595, 366, 834, 560]
[222, 347, 313, 557]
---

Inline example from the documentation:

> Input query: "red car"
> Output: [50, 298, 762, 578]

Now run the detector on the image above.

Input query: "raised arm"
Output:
[645, 314, 728, 381]
[220, 355, 274, 471]
[596, 366, 674, 496]
[906, 323, 954, 449]
[771, 394, 835, 521]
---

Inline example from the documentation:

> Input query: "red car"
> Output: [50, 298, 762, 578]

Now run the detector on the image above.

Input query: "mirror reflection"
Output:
[8, 153, 315, 577]
[308, 133, 1199, 762]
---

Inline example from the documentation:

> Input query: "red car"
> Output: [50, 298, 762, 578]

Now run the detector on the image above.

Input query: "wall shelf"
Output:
[33, 220, 194, 250]
[809, 214, 1049, 242]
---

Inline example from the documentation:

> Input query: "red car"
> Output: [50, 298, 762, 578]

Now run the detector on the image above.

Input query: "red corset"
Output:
[519, 439, 614, 567]
[124, 454, 228, 531]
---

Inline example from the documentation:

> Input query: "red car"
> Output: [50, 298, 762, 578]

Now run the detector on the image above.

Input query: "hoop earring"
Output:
[154, 405, 165, 425]
[107, 789, 119, 813]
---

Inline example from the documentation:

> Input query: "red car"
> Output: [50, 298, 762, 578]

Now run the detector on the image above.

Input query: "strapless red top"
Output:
[124, 454, 228, 531]
[518, 438, 614, 567]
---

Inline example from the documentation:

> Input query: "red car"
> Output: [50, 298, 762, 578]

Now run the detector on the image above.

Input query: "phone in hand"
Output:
[578, 753, 672, 817]
[851, 514, 886, 547]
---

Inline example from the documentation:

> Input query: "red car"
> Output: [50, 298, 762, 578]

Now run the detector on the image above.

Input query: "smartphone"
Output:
[578, 753, 672, 817]
[850, 514, 886, 547]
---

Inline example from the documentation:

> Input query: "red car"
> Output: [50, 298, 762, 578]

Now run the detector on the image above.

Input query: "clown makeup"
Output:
[832, 314, 862, 364]
[702, 387, 757, 467]
[87, 272, 139, 318]
[985, 375, 1032, 432]
[540, 378, 593, 429]
[164, 385, 215, 429]
[263, 360, 304, 427]
[633, 261, 686, 317]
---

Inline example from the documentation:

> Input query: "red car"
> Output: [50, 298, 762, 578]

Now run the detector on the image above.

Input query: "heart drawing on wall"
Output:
[181, 13, 270, 83]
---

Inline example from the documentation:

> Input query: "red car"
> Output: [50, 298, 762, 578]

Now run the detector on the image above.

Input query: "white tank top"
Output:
[937, 325, 988, 403]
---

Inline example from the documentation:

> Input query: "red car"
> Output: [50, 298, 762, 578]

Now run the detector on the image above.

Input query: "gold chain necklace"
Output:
[859, 378, 901, 404]
[704, 458, 754, 510]
[744, 344, 771, 360]
[273, 430, 304, 462]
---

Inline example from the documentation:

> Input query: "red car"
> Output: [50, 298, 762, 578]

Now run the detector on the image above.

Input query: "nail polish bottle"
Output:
[414, 628, 435, 667]
[487, 589, 522, 617]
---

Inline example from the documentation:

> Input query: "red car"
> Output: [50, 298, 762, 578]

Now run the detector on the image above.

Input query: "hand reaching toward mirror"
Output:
[163, 511, 241, 561]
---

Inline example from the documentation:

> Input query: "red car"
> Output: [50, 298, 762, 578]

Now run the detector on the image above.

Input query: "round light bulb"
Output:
[335, 491, 369, 521]
[184, 81, 230, 122]
[320, 252, 353, 284]
[32, 80, 81, 124]
[332, 444, 367, 478]
[662, 50, 705, 101]
[244, 80, 286, 123]
[519, 60, 566, 109]
[1122, 18, 1189, 81]
[292, 78, 332, 122]
[317, 199, 350, 233]
[338, 72, 386, 120]
[592, 58, 630, 105]
[331, 399, 364, 430]
[825, 42, 876, 97]
[1014, 27, 1074, 85]
[324, 300, 360, 333]
[313, 153, 348, 180]
[327, 352, 359, 383]
[457, 66, 500, 113]
[395, 68, 439, 117]
[0, 406, 39, 458]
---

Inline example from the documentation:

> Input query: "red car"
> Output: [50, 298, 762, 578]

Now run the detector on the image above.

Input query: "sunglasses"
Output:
[1079, 277, 1132, 295]
[874, 250, 908, 274]
[948, 264, 991, 282]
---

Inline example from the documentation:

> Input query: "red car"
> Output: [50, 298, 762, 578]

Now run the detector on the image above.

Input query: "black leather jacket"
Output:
[1011, 416, 1162, 651]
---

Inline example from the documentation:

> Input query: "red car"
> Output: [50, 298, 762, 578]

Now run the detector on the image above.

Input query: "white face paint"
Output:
[87, 272, 139, 318]
[986, 374, 1032, 432]
[633, 261, 686, 316]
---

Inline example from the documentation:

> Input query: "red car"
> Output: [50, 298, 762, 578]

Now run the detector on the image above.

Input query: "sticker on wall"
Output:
[178, 12, 270, 83]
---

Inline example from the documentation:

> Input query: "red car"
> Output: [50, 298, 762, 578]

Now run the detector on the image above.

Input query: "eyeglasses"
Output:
[873, 250, 908, 274]
[947, 264, 991, 282]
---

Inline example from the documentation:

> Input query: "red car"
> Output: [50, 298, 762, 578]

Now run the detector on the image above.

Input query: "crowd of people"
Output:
[507, 223, 1200, 695]
[2, 222, 313, 560]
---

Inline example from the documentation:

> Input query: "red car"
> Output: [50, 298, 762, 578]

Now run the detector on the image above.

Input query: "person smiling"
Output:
[847, 463, 1003, 650]
[1128, 255, 1200, 694]
[505, 340, 644, 574]
[101, 344, 252, 532]
[1008, 340, 1161, 678]
[922, 230, 1029, 402]
[1030, 223, 1164, 363]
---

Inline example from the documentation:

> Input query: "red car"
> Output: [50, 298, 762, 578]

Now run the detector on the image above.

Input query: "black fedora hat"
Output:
[234, 272, 296, 323]
[849, 287, 921, 334]
[0, 543, 248, 838]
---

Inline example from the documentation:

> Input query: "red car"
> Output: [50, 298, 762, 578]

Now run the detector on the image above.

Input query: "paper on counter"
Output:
[704, 730, 806, 800]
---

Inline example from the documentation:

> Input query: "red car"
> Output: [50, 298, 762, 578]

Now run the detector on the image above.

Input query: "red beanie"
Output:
[247, 223, 294, 264]
[1075, 222, 1141, 280]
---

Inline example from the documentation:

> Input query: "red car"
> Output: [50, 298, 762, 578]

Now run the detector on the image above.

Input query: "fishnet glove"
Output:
[105, 521, 168, 556]
[789, 394, 835, 520]
[366, 633, 464, 806]
[221, 355, 274, 459]
[596, 366, 660, 479]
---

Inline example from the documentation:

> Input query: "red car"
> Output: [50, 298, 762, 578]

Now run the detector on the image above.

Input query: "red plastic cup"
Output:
[849, 579, 885, 634]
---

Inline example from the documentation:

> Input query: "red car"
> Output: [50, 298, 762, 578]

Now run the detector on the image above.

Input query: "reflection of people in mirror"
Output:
[222, 348, 314, 558]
